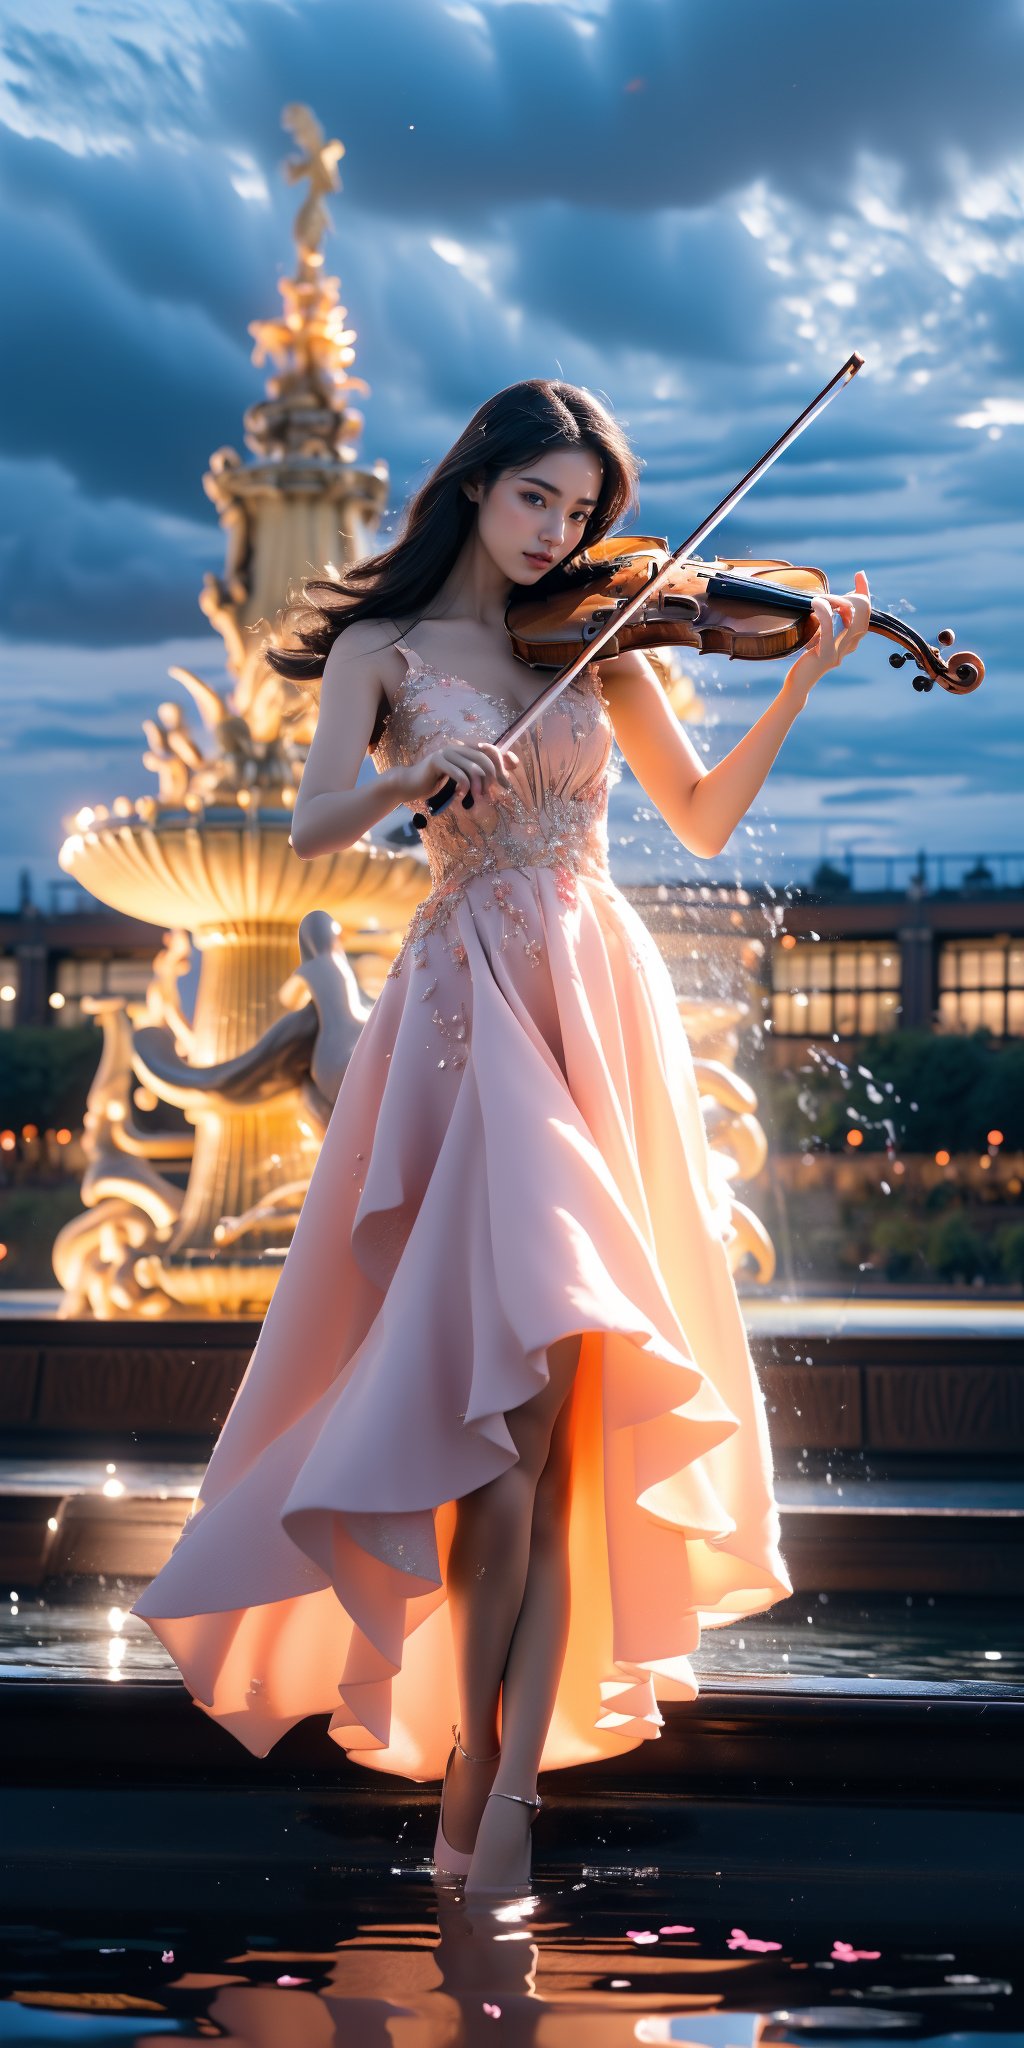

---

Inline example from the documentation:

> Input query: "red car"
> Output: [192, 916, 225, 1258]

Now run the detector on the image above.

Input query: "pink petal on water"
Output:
[832, 1940, 881, 1961]
[659, 1925, 695, 1935]
[483, 2003, 501, 2017]
[727, 1927, 782, 1953]
[626, 1930, 659, 1944]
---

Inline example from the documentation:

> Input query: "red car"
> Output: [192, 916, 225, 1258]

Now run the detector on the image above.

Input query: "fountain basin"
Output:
[58, 805, 426, 934]
[57, 809, 429, 1311]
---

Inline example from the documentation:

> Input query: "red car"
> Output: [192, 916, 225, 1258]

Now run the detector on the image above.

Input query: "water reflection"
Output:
[1, 1878, 1017, 2045]
[4, 1579, 1023, 1685]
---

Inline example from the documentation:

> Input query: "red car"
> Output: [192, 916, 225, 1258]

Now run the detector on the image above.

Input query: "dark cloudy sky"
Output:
[1, 0, 1022, 905]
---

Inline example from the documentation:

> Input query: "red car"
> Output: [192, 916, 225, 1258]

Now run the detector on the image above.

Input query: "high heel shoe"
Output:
[432, 1724, 501, 1878]
[464, 1788, 544, 1895]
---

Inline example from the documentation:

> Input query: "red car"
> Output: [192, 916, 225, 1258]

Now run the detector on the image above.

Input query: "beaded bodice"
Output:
[370, 645, 621, 979]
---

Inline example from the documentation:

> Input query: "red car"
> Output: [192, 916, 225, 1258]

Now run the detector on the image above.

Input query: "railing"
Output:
[773, 851, 1024, 897]
[7, 854, 1024, 923]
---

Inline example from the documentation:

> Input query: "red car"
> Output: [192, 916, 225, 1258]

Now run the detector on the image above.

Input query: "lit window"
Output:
[53, 955, 151, 1025]
[936, 940, 1024, 1037]
[770, 940, 902, 1038]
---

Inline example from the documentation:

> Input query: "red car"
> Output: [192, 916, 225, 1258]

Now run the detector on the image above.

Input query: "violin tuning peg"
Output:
[912, 672, 934, 692]
[889, 651, 908, 668]
[937, 628, 956, 646]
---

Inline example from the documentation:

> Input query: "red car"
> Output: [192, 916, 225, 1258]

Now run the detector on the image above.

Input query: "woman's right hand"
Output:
[393, 739, 520, 806]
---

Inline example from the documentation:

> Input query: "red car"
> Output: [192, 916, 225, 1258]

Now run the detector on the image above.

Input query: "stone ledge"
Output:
[4, 1313, 1024, 1454]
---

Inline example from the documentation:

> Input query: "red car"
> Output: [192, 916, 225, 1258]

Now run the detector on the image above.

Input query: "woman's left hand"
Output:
[781, 569, 872, 708]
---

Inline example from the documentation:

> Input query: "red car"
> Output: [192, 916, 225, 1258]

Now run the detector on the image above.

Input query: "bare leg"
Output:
[441, 1333, 581, 1856]
[464, 1356, 579, 1891]
[498, 1367, 577, 1781]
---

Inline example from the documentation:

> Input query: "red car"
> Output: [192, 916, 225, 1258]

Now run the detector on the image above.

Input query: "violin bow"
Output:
[413, 352, 864, 827]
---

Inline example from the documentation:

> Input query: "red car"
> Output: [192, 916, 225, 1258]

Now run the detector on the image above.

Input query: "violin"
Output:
[411, 353, 984, 830]
[506, 533, 984, 693]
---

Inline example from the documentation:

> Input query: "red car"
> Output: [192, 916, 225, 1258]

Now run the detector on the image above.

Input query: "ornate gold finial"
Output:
[245, 104, 369, 463]
[281, 102, 345, 280]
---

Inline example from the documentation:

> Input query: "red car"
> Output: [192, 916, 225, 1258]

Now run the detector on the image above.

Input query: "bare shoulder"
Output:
[322, 615, 396, 679]
[321, 615, 414, 713]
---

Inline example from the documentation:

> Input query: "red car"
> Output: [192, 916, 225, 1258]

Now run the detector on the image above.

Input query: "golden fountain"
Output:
[56, 108, 430, 1317]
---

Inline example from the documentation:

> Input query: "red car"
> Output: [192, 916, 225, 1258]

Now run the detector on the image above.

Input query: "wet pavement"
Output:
[3, 1575, 1022, 1685]
[1, 1865, 1020, 2045]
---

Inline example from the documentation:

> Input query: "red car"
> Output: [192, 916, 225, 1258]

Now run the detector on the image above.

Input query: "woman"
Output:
[132, 380, 870, 1896]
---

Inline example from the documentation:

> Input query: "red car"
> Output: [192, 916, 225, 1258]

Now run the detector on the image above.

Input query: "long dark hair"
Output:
[266, 379, 642, 736]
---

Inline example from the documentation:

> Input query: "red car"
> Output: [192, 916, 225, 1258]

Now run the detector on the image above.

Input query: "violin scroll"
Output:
[888, 625, 984, 695]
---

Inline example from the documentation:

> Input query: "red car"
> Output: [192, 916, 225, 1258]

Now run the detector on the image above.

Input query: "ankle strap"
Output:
[452, 1723, 500, 1765]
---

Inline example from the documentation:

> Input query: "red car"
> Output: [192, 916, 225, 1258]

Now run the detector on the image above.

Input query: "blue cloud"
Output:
[0, 0, 1021, 901]
[819, 785, 921, 807]
[0, 457, 216, 644]
[0, 197, 256, 512]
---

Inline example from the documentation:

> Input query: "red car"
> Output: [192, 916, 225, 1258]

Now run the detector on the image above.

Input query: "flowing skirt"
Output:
[132, 864, 792, 1777]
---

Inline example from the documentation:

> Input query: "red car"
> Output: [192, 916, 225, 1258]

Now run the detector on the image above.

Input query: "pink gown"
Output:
[131, 639, 793, 1777]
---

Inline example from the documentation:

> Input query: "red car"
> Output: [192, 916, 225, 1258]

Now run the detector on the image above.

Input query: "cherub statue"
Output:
[281, 104, 345, 270]
[142, 703, 205, 804]
[132, 909, 373, 1135]
[278, 908, 374, 1123]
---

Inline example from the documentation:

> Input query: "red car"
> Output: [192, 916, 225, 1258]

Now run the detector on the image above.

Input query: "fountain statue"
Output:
[55, 108, 430, 1316]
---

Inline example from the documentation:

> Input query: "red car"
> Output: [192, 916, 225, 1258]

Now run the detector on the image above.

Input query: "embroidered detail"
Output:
[431, 996, 470, 1070]
[371, 659, 616, 983]
[491, 874, 544, 963]
[386, 789, 609, 981]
